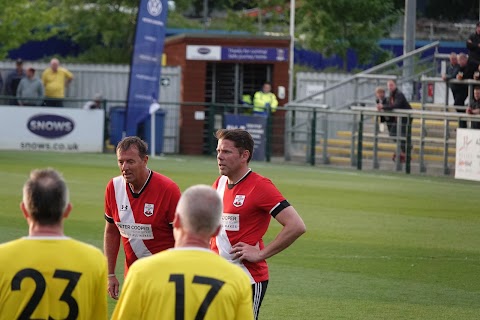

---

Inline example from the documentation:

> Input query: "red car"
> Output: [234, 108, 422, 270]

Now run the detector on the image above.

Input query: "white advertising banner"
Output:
[186, 45, 221, 61]
[455, 128, 480, 181]
[0, 106, 104, 152]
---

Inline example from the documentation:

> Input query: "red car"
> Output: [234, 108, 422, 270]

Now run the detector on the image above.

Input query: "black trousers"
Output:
[452, 87, 468, 129]
[44, 98, 64, 107]
[386, 118, 412, 153]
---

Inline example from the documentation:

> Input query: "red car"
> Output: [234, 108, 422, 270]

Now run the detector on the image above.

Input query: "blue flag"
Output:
[125, 0, 168, 136]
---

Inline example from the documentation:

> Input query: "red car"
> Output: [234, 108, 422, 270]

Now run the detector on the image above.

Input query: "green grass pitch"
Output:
[0, 150, 479, 319]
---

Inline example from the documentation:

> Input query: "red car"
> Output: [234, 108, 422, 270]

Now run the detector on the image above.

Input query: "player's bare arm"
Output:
[231, 206, 306, 262]
[104, 221, 121, 299]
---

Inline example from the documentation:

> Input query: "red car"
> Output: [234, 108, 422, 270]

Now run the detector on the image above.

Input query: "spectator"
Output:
[466, 22, 480, 77]
[83, 93, 104, 110]
[5, 58, 25, 105]
[112, 185, 253, 320]
[42, 58, 73, 107]
[212, 128, 306, 319]
[104, 136, 181, 300]
[377, 80, 413, 163]
[466, 86, 480, 129]
[241, 93, 253, 105]
[16, 65, 44, 106]
[253, 82, 278, 116]
[442, 52, 459, 81]
[375, 86, 390, 132]
[0, 168, 107, 319]
[454, 53, 470, 128]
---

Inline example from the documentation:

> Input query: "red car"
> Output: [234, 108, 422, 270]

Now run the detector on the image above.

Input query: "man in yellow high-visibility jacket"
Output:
[253, 82, 278, 115]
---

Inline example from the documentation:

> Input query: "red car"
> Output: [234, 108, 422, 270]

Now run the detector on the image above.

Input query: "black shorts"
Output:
[252, 280, 268, 319]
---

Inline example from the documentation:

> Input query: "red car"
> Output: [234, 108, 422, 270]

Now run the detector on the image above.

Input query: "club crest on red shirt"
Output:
[144, 203, 154, 217]
[233, 195, 245, 207]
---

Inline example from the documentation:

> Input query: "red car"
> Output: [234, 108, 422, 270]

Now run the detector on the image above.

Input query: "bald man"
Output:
[112, 185, 253, 320]
[42, 58, 73, 107]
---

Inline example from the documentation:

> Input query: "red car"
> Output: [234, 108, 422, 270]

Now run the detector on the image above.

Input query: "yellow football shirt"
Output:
[41, 67, 73, 98]
[112, 247, 253, 320]
[0, 236, 108, 320]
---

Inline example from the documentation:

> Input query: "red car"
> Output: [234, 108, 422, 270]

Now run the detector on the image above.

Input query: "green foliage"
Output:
[56, 0, 139, 63]
[56, 0, 204, 63]
[168, 11, 203, 29]
[0, 0, 60, 59]
[224, 0, 289, 34]
[298, 0, 400, 70]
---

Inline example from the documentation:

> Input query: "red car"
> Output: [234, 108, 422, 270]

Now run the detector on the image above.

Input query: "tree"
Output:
[297, 0, 400, 70]
[0, 0, 60, 59]
[56, 0, 202, 63]
[55, 0, 138, 63]
[223, 0, 289, 34]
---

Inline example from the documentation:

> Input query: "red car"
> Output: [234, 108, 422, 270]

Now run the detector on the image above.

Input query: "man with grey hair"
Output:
[112, 185, 253, 320]
[83, 93, 104, 110]
[0, 168, 107, 319]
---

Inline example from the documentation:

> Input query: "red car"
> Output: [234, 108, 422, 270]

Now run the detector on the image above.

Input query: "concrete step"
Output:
[411, 102, 421, 110]
[411, 119, 458, 128]
[323, 152, 456, 164]
[337, 130, 353, 138]
[328, 156, 352, 165]
[316, 142, 456, 155]
[336, 128, 456, 139]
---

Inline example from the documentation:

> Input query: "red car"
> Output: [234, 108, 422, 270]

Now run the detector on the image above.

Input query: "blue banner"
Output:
[223, 114, 267, 161]
[221, 47, 288, 62]
[125, 0, 168, 136]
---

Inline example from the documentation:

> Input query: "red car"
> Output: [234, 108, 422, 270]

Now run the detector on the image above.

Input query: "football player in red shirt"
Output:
[104, 136, 181, 300]
[211, 129, 306, 319]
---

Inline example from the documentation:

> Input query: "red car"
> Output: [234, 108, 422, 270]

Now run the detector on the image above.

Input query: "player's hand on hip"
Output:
[107, 275, 120, 300]
[231, 242, 262, 263]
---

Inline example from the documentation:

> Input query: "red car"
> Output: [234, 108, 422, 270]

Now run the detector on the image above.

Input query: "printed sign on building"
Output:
[223, 114, 267, 161]
[186, 45, 289, 62]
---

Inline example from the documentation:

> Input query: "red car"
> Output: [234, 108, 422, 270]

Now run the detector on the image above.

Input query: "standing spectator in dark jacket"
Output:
[5, 58, 25, 105]
[443, 52, 460, 106]
[454, 53, 470, 128]
[442, 52, 459, 84]
[466, 86, 480, 129]
[377, 80, 412, 162]
[466, 22, 480, 77]
[442, 52, 459, 82]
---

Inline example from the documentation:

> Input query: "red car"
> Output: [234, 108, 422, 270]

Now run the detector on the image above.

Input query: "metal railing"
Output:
[290, 41, 441, 109]
[284, 103, 479, 176]
[420, 76, 480, 111]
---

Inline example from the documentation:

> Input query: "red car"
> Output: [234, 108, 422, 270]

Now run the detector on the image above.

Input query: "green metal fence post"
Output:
[208, 104, 216, 155]
[357, 113, 364, 170]
[266, 108, 272, 162]
[406, 115, 412, 174]
[310, 108, 317, 166]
